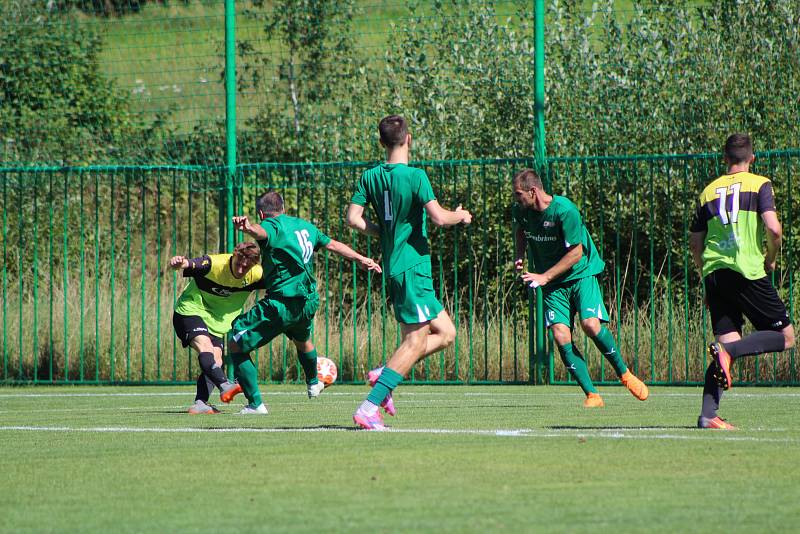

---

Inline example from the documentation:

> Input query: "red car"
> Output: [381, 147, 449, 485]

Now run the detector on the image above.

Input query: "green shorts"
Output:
[388, 263, 444, 325]
[230, 293, 319, 353]
[542, 275, 609, 329]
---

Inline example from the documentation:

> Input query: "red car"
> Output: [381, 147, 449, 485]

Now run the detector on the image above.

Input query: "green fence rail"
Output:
[3, 151, 799, 385]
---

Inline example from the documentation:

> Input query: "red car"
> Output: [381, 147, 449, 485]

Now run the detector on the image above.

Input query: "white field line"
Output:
[2, 390, 800, 399]
[0, 425, 797, 443]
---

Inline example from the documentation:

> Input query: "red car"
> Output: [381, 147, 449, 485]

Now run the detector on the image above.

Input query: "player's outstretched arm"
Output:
[346, 203, 380, 237]
[324, 239, 382, 273]
[233, 216, 268, 241]
[424, 200, 472, 227]
[168, 255, 189, 270]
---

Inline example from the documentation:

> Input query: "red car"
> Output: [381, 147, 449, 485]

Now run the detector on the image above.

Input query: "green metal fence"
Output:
[3, 152, 799, 385]
[3, 0, 800, 385]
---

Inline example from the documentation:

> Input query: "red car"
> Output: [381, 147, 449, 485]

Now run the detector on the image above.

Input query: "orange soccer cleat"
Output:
[620, 370, 649, 401]
[709, 342, 733, 390]
[697, 416, 737, 430]
[583, 393, 605, 408]
[220, 382, 243, 404]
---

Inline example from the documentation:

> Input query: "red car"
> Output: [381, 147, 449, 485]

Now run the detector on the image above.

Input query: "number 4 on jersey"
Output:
[383, 190, 393, 221]
[715, 182, 741, 225]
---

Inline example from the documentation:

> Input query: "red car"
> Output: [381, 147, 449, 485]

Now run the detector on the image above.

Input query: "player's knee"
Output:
[550, 325, 571, 346]
[783, 326, 795, 349]
[580, 318, 601, 336]
[439, 322, 456, 348]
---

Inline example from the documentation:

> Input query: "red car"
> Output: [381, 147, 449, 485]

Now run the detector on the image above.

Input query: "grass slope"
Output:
[1, 384, 798, 532]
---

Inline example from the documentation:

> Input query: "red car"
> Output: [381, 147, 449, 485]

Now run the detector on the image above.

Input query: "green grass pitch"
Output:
[1, 385, 799, 532]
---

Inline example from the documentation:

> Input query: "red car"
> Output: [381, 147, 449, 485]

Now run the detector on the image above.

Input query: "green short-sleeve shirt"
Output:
[512, 195, 604, 284]
[258, 214, 331, 299]
[351, 163, 435, 278]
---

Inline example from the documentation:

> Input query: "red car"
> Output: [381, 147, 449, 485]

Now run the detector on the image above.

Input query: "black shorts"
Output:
[704, 269, 791, 336]
[172, 312, 224, 349]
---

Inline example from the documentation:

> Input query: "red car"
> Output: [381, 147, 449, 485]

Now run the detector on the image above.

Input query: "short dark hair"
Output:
[256, 191, 284, 217]
[233, 241, 260, 261]
[724, 133, 753, 164]
[378, 115, 409, 148]
[513, 169, 543, 190]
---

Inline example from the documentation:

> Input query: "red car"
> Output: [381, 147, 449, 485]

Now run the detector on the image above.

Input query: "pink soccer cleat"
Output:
[366, 366, 397, 416]
[353, 406, 385, 431]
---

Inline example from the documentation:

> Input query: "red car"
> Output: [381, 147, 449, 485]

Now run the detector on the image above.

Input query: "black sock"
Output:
[194, 374, 215, 403]
[724, 331, 786, 359]
[701, 364, 723, 419]
[198, 352, 228, 388]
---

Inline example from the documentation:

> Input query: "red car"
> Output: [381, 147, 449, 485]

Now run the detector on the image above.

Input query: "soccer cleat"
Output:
[307, 382, 325, 399]
[238, 403, 268, 415]
[187, 400, 220, 415]
[219, 382, 243, 404]
[353, 406, 386, 431]
[366, 366, 397, 416]
[583, 393, 605, 408]
[709, 342, 733, 390]
[620, 370, 649, 401]
[697, 416, 737, 430]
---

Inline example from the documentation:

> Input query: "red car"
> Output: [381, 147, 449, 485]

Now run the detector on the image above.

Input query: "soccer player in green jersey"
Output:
[512, 168, 649, 407]
[170, 241, 263, 414]
[689, 133, 794, 430]
[347, 114, 472, 430]
[225, 191, 382, 415]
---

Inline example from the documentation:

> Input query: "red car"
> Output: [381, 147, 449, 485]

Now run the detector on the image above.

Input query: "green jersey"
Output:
[351, 163, 436, 278]
[258, 214, 331, 299]
[174, 254, 265, 337]
[690, 171, 776, 280]
[512, 196, 605, 285]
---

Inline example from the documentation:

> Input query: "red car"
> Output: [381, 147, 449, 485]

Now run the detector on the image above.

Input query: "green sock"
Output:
[230, 352, 262, 406]
[366, 367, 403, 405]
[297, 348, 319, 385]
[556, 343, 598, 394]
[590, 327, 627, 377]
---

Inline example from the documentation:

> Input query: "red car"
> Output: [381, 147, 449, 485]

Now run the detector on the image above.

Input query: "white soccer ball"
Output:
[316, 356, 337, 385]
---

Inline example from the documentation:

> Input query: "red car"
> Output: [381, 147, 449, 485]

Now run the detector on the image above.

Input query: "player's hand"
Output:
[765, 258, 777, 273]
[521, 271, 548, 289]
[168, 255, 188, 270]
[455, 205, 472, 225]
[514, 258, 524, 272]
[232, 216, 253, 232]
[358, 257, 382, 273]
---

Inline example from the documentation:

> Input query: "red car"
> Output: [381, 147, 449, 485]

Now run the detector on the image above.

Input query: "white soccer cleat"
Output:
[307, 382, 325, 399]
[238, 403, 268, 415]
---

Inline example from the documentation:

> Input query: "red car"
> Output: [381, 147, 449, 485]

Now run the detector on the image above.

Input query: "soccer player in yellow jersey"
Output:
[690, 133, 795, 430]
[170, 242, 263, 414]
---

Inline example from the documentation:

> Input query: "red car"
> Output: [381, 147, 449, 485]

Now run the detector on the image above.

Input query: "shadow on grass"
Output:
[547, 425, 697, 430]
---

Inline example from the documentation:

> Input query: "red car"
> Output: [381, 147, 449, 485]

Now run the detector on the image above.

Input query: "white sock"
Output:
[358, 400, 379, 415]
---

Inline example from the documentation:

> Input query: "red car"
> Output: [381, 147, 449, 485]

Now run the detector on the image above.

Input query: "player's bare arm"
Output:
[346, 203, 380, 237]
[324, 239, 382, 273]
[762, 210, 783, 272]
[688, 231, 706, 271]
[521, 244, 583, 288]
[424, 200, 472, 227]
[233, 215, 268, 241]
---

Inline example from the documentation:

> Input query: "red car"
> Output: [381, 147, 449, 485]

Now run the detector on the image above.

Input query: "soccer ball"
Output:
[316, 356, 337, 386]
